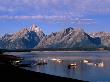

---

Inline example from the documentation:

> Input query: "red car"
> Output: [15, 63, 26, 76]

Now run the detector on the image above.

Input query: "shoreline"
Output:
[0, 54, 86, 82]
[0, 63, 86, 82]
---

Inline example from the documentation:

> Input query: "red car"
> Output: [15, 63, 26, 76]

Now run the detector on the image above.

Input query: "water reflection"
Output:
[21, 52, 110, 82]
[51, 58, 63, 63]
[82, 59, 104, 68]
[37, 58, 48, 65]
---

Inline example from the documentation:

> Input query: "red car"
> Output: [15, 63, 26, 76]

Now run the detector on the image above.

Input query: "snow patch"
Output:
[31, 24, 42, 32]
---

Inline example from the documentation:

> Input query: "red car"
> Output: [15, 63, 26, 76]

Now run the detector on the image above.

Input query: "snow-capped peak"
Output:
[31, 24, 42, 32]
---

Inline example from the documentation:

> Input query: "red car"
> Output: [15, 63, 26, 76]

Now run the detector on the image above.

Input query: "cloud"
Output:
[0, 15, 43, 20]
[0, 0, 110, 19]
[0, 15, 95, 25]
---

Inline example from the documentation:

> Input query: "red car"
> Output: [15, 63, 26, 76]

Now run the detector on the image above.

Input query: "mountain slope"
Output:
[89, 32, 110, 47]
[0, 25, 45, 49]
[1, 26, 110, 49]
[37, 28, 101, 48]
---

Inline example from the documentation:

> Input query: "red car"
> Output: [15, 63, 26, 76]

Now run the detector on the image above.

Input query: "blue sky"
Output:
[0, 0, 110, 35]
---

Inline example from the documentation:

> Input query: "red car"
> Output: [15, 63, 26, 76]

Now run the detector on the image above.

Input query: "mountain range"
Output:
[0, 24, 110, 49]
[0, 25, 45, 49]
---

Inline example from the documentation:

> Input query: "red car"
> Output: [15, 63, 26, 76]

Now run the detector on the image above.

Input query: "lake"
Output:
[9, 51, 110, 82]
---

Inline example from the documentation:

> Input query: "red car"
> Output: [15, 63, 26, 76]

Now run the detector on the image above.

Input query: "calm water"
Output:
[10, 51, 110, 82]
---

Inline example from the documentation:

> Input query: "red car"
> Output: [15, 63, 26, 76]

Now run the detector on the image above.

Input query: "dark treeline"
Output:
[33, 47, 109, 51]
[0, 47, 110, 54]
[33, 48, 98, 51]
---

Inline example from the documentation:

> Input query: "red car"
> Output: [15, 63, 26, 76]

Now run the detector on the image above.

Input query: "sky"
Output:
[0, 0, 110, 35]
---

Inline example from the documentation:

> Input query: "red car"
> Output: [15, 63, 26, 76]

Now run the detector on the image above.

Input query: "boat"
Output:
[37, 59, 47, 65]
[68, 63, 77, 69]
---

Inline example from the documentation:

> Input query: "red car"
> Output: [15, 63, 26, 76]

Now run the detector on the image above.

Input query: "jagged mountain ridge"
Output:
[89, 32, 110, 47]
[37, 28, 101, 48]
[89, 32, 110, 38]
[0, 25, 45, 49]
[0, 25, 110, 49]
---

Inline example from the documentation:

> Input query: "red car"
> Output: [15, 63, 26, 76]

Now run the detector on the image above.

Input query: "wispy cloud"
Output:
[0, 15, 95, 25]
[0, 15, 44, 20]
[0, 0, 110, 20]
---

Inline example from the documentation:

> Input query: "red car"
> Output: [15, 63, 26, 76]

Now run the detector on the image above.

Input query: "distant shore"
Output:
[31, 50, 109, 52]
[0, 48, 110, 54]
